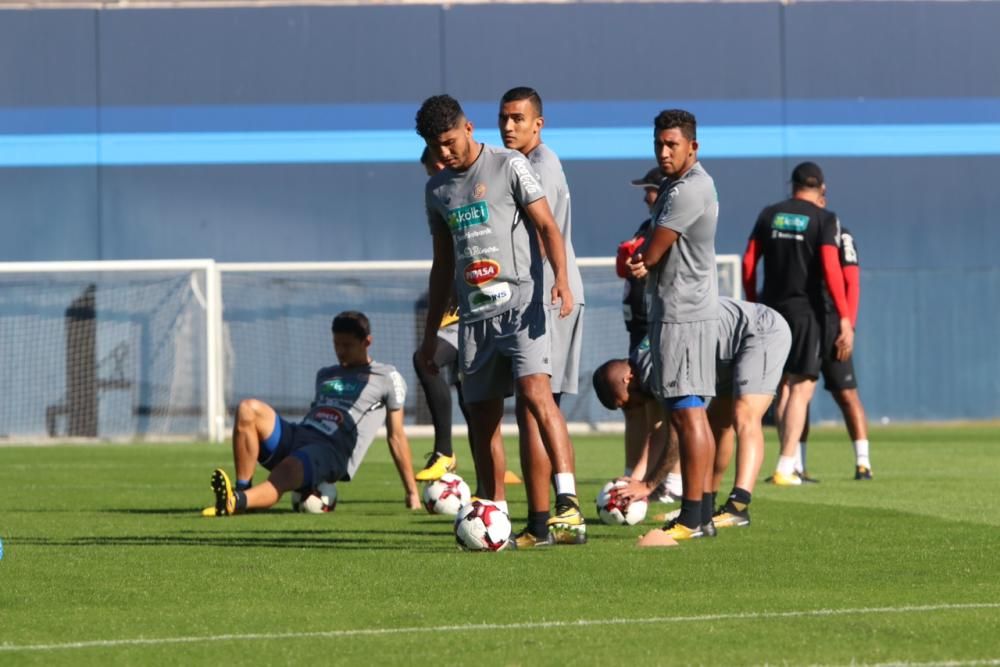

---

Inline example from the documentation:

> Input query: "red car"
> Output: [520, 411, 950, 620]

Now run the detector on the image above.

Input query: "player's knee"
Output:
[236, 399, 262, 425]
[517, 375, 552, 408]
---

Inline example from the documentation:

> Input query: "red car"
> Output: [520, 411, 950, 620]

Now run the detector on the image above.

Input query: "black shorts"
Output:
[258, 417, 349, 485]
[777, 308, 822, 379]
[821, 314, 858, 391]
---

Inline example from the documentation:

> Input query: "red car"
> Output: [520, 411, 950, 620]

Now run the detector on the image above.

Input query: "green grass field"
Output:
[1, 424, 999, 665]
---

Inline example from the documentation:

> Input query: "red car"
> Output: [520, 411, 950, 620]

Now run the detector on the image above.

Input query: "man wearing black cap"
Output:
[617, 167, 666, 354]
[742, 161, 853, 486]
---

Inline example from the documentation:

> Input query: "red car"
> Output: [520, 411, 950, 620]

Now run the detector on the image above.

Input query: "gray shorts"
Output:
[265, 417, 351, 486]
[648, 319, 717, 399]
[459, 302, 551, 403]
[435, 323, 459, 385]
[716, 310, 791, 397]
[546, 304, 584, 395]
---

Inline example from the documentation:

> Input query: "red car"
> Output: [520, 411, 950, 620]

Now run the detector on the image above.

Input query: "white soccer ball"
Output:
[454, 499, 513, 551]
[291, 481, 338, 514]
[422, 473, 471, 516]
[596, 480, 648, 526]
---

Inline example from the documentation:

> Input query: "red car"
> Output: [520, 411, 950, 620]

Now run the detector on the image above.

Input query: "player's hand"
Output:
[626, 253, 648, 280]
[405, 491, 421, 510]
[417, 336, 439, 376]
[616, 479, 653, 502]
[552, 281, 574, 318]
[834, 317, 854, 362]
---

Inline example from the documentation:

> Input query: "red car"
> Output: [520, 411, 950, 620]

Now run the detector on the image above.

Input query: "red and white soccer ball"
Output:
[596, 480, 648, 526]
[291, 481, 338, 514]
[422, 473, 471, 516]
[454, 499, 513, 551]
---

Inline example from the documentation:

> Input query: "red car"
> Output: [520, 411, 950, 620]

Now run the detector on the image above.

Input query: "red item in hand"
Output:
[616, 236, 646, 278]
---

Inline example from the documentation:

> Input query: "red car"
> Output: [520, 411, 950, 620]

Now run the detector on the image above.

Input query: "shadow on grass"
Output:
[12, 533, 450, 552]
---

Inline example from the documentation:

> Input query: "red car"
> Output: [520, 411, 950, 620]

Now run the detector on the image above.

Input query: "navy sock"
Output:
[234, 490, 248, 511]
[701, 492, 714, 525]
[527, 511, 550, 538]
[729, 487, 752, 509]
[678, 499, 701, 529]
[235, 479, 252, 491]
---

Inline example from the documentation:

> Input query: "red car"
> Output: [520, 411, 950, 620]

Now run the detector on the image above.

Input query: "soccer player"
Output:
[414, 94, 585, 544]
[623, 109, 720, 544]
[593, 297, 791, 530]
[800, 209, 873, 480]
[203, 311, 421, 516]
[742, 161, 853, 486]
[497, 86, 586, 547]
[618, 166, 666, 355]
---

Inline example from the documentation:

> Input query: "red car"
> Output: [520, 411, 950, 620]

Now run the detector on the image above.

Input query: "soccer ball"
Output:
[454, 500, 513, 551]
[422, 473, 471, 516]
[291, 481, 338, 514]
[596, 480, 648, 526]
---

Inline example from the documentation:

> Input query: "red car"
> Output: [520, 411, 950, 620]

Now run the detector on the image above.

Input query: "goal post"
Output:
[0, 256, 740, 442]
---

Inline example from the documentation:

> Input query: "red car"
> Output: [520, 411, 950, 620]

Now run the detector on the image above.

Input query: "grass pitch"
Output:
[1, 424, 999, 665]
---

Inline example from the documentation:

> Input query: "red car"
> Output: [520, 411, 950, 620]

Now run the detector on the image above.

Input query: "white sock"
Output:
[777, 455, 797, 476]
[793, 443, 805, 474]
[623, 466, 634, 478]
[665, 472, 684, 497]
[854, 439, 870, 468]
[554, 472, 576, 497]
[494, 500, 509, 515]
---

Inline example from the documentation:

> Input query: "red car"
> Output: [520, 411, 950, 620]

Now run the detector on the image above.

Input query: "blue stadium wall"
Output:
[1, 2, 998, 422]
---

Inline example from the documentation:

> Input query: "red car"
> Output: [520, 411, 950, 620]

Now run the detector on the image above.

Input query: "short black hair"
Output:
[331, 311, 370, 340]
[420, 147, 431, 165]
[415, 95, 466, 140]
[654, 109, 697, 141]
[500, 86, 543, 117]
[592, 359, 626, 411]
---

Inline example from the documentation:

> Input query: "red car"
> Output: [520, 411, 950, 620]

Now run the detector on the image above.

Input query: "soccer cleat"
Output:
[798, 470, 821, 484]
[650, 481, 680, 504]
[854, 465, 873, 480]
[713, 503, 751, 528]
[514, 528, 555, 549]
[200, 505, 219, 517]
[654, 508, 682, 523]
[701, 521, 718, 538]
[210, 468, 237, 516]
[414, 452, 457, 482]
[657, 518, 705, 541]
[547, 495, 587, 545]
[771, 471, 803, 486]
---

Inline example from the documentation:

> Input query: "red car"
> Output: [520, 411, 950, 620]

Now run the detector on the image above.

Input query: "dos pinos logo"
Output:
[463, 260, 501, 286]
[448, 202, 489, 231]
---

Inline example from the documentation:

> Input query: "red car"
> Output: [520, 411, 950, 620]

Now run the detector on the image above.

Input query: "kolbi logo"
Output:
[464, 259, 501, 286]
[321, 378, 362, 396]
[468, 282, 512, 312]
[447, 201, 489, 231]
[771, 213, 809, 233]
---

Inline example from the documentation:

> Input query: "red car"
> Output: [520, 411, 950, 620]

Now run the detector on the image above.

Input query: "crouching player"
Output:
[592, 296, 790, 536]
[203, 311, 421, 516]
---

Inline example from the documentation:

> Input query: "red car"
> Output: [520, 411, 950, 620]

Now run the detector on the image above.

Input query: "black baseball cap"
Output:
[630, 167, 666, 190]
[791, 161, 824, 188]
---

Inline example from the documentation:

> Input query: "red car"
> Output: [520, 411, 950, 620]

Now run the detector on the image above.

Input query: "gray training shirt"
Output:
[646, 161, 720, 323]
[301, 361, 406, 480]
[426, 144, 546, 322]
[527, 143, 585, 308]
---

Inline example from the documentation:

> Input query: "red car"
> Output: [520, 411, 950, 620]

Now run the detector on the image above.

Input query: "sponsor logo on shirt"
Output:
[771, 213, 809, 233]
[458, 226, 493, 242]
[841, 232, 858, 265]
[389, 370, 406, 405]
[448, 201, 489, 231]
[468, 281, 512, 312]
[313, 407, 345, 425]
[464, 259, 501, 286]
[459, 244, 500, 259]
[320, 378, 362, 396]
[510, 157, 542, 196]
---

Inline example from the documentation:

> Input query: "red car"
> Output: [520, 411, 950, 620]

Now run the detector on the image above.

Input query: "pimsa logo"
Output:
[314, 407, 344, 425]
[463, 260, 501, 286]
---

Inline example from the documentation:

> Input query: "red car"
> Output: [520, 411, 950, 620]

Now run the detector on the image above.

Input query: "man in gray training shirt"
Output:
[497, 86, 586, 547]
[624, 109, 720, 545]
[415, 94, 586, 544]
[206, 311, 420, 516]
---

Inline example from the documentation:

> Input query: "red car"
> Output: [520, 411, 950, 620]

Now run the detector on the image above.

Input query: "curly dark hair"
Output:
[654, 109, 697, 141]
[415, 95, 466, 140]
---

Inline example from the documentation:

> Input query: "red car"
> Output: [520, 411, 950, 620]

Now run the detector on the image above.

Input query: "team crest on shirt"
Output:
[473, 183, 487, 199]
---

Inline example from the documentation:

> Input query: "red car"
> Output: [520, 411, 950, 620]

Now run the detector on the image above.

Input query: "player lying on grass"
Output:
[203, 310, 420, 516]
[592, 297, 791, 539]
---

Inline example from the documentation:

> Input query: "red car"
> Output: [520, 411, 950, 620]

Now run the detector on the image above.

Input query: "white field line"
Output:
[1, 602, 998, 654]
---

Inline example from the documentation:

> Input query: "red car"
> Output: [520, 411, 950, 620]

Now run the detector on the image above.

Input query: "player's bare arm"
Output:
[523, 197, 573, 317]
[419, 229, 455, 374]
[385, 408, 420, 509]
[625, 226, 681, 279]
